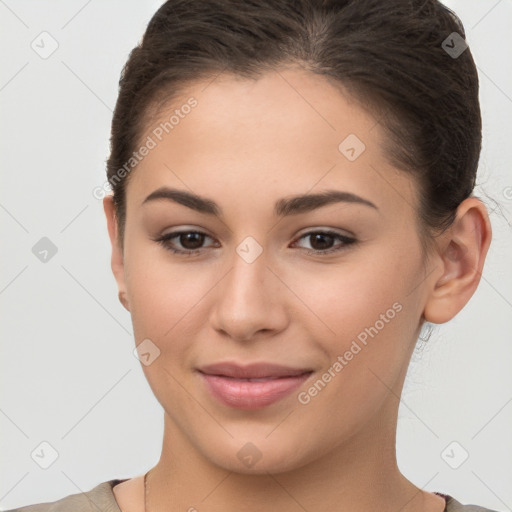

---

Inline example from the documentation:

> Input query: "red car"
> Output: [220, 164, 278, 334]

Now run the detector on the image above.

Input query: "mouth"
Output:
[196, 362, 313, 409]
[197, 361, 313, 379]
[212, 376, 301, 382]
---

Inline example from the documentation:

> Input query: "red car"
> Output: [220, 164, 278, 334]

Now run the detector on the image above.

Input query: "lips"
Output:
[197, 362, 313, 409]
[198, 361, 312, 379]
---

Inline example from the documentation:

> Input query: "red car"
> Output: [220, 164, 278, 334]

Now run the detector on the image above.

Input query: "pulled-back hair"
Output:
[106, 0, 481, 250]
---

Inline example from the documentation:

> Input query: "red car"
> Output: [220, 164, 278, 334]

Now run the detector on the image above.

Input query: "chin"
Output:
[196, 434, 316, 475]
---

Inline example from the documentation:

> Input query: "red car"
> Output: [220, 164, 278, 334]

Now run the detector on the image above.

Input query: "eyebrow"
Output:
[141, 186, 378, 217]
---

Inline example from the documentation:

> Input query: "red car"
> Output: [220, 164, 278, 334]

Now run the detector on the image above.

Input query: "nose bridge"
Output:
[211, 236, 286, 339]
[223, 237, 271, 308]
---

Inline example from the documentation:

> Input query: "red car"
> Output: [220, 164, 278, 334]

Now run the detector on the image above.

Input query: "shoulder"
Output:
[444, 495, 501, 512]
[1, 480, 124, 512]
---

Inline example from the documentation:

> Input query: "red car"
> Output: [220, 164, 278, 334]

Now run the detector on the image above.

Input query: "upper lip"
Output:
[197, 362, 313, 379]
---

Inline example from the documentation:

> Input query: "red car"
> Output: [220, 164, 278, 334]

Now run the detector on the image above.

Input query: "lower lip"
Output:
[198, 372, 312, 409]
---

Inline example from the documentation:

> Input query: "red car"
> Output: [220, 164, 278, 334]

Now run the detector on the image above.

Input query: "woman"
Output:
[8, 0, 500, 511]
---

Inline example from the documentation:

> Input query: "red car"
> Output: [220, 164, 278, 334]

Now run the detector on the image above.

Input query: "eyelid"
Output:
[294, 226, 356, 239]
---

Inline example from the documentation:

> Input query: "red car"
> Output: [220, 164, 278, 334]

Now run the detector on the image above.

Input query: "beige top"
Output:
[4, 480, 501, 512]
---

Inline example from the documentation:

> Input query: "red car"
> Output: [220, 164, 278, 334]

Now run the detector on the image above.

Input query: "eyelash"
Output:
[153, 229, 356, 257]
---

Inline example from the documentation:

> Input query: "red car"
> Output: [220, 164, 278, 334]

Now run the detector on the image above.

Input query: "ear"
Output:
[103, 195, 130, 312]
[423, 197, 492, 324]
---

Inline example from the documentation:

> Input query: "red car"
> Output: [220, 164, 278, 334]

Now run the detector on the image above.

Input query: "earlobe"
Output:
[118, 291, 130, 311]
[423, 197, 492, 324]
[103, 195, 130, 312]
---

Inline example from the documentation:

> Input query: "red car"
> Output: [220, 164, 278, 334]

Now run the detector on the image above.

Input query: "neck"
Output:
[146, 388, 429, 512]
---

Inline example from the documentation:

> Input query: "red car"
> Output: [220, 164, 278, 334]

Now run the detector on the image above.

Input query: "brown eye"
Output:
[308, 232, 335, 250]
[293, 230, 356, 255]
[155, 230, 216, 256]
[178, 232, 205, 250]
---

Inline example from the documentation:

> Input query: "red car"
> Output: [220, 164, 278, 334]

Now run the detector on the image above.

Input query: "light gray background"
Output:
[1, 0, 511, 510]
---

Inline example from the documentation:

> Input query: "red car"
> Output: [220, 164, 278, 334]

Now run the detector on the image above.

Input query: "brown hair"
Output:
[106, 0, 481, 251]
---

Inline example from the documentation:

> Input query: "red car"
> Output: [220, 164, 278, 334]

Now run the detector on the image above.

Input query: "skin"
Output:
[104, 67, 491, 512]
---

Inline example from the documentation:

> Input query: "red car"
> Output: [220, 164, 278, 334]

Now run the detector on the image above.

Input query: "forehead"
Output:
[127, 67, 418, 220]
[145, 67, 380, 156]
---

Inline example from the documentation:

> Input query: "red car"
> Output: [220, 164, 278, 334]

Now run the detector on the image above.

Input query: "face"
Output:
[106, 68, 435, 474]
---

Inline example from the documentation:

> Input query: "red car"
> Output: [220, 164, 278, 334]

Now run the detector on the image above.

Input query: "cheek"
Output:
[288, 254, 410, 339]
[293, 278, 418, 443]
[289, 250, 422, 395]
[124, 255, 210, 411]
[123, 230, 211, 335]
[127, 265, 209, 343]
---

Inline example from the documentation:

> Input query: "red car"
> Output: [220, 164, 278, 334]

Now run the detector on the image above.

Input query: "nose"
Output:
[209, 244, 289, 342]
